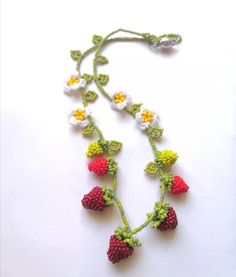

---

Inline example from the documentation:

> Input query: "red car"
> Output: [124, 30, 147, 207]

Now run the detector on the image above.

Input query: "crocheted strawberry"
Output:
[107, 235, 134, 263]
[171, 176, 189, 195]
[158, 207, 177, 231]
[81, 186, 105, 211]
[88, 156, 108, 176]
[107, 226, 141, 263]
[81, 186, 114, 212]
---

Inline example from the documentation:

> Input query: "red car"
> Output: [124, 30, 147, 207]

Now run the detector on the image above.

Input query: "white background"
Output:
[1, 0, 236, 276]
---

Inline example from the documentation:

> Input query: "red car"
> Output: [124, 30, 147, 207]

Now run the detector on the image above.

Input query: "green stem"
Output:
[92, 29, 147, 100]
[113, 195, 130, 229]
[81, 88, 104, 140]
[131, 217, 152, 234]
[112, 174, 117, 191]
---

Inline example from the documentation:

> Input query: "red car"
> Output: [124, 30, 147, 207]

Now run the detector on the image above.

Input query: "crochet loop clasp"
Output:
[148, 33, 182, 48]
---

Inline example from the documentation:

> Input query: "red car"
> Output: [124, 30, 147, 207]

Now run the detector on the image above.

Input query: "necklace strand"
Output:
[64, 29, 189, 263]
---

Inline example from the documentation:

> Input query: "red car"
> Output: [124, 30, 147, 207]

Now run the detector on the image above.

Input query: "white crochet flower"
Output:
[135, 107, 159, 130]
[63, 74, 86, 94]
[68, 107, 91, 127]
[111, 91, 132, 110]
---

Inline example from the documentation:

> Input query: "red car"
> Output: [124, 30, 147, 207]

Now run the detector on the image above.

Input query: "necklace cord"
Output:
[66, 29, 188, 257]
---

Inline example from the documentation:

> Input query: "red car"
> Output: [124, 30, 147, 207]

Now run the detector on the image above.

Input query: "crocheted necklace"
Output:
[64, 28, 189, 264]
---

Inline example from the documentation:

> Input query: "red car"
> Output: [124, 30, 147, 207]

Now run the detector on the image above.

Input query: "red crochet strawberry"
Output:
[158, 207, 178, 231]
[81, 186, 106, 211]
[171, 176, 189, 195]
[88, 156, 108, 176]
[107, 235, 134, 263]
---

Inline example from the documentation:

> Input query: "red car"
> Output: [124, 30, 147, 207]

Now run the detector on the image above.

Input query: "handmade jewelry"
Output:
[64, 29, 189, 264]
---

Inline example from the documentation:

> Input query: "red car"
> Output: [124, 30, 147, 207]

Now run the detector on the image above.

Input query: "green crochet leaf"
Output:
[146, 126, 163, 140]
[160, 173, 173, 190]
[114, 227, 141, 248]
[144, 161, 158, 175]
[102, 186, 114, 207]
[97, 74, 109, 86]
[98, 139, 109, 151]
[85, 90, 98, 102]
[109, 140, 122, 153]
[150, 201, 170, 228]
[70, 50, 81, 61]
[92, 35, 103, 45]
[81, 73, 93, 83]
[82, 124, 94, 136]
[96, 55, 108, 65]
[107, 157, 118, 176]
[123, 237, 141, 247]
[130, 103, 142, 116]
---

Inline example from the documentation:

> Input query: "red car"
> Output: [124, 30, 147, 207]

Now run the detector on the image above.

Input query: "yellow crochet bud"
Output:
[159, 150, 178, 167]
[86, 142, 104, 158]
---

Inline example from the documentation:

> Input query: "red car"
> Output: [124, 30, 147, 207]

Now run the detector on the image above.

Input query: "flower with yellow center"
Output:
[135, 107, 159, 130]
[68, 106, 91, 127]
[111, 91, 132, 110]
[63, 74, 86, 95]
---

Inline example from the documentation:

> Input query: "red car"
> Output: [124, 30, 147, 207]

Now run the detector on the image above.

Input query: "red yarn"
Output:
[107, 235, 134, 263]
[158, 207, 178, 231]
[88, 157, 108, 176]
[81, 186, 105, 211]
[171, 176, 189, 195]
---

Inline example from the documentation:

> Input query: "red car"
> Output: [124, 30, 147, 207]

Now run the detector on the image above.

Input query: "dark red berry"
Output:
[81, 186, 105, 211]
[88, 157, 108, 176]
[158, 207, 178, 231]
[107, 235, 133, 263]
[171, 176, 189, 195]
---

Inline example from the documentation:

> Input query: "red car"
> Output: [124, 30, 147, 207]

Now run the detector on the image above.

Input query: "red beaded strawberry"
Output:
[107, 227, 141, 263]
[88, 157, 108, 176]
[171, 176, 189, 195]
[149, 201, 177, 231]
[160, 173, 189, 195]
[81, 186, 114, 211]
[107, 235, 134, 263]
[158, 207, 177, 231]
[88, 156, 118, 176]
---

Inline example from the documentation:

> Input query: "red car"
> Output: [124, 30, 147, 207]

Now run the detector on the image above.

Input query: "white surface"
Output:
[1, 0, 236, 276]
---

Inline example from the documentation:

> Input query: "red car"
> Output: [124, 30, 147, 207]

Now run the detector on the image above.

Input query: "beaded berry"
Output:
[64, 29, 189, 264]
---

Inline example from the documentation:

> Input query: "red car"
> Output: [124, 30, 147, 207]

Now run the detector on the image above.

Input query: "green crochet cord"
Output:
[66, 29, 185, 237]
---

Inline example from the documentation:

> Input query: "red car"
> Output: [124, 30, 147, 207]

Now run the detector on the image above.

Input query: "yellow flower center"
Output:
[114, 92, 126, 104]
[141, 110, 154, 123]
[67, 76, 79, 86]
[73, 109, 86, 121]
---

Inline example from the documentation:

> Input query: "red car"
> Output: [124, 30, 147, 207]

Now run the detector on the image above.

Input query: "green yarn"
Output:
[97, 74, 109, 85]
[149, 201, 170, 228]
[70, 50, 81, 61]
[96, 55, 108, 65]
[98, 139, 109, 151]
[160, 172, 173, 190]
[107, 157, 118, 176]
[92, 34, 103, 45]
[102, 186, 114, 206]
[146, 126, 163, 140]
[85, 90, 98, 102]
[82, 124, 94, 136]
[128, 103, 142, 116]
[109, 140, 122, 153]
[114, 226, 141, 247]
[81, 73, 93, 83]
